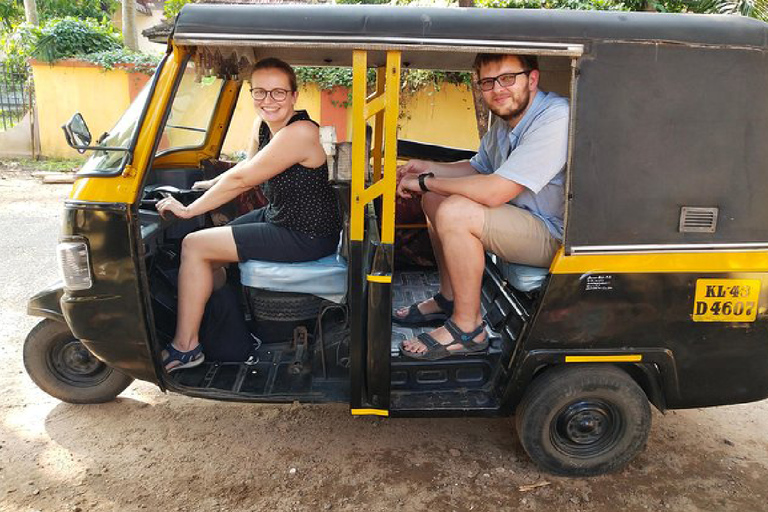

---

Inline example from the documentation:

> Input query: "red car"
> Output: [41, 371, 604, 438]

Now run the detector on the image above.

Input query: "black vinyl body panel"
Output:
[522, 272, 768, 409]
[59, 202, 159, 384]
[567, 42, 768, 247]
[174, 5, 768, 49]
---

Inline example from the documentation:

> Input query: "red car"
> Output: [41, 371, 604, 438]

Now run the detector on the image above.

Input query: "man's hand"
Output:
[397, 159, 431, 183]
[397, 173, 423, 199]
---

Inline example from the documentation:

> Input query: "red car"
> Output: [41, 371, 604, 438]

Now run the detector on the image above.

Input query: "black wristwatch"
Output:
[418, 172, 435, 192]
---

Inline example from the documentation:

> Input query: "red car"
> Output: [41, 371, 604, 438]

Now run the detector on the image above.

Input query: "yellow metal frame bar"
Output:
[565, 355, 643, 363]
[71, 45, 189, 203]
[350, 50, 401, 244]
[551, 248, 768, 274]
[351, 408, 390, 417]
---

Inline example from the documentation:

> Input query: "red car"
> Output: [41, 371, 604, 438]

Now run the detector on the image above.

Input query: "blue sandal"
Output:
[162, 343, 205, 372]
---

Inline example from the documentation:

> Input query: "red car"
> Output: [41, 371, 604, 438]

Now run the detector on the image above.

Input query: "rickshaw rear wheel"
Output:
[23, 319, 134, 404]
[515, 365, 651, 477]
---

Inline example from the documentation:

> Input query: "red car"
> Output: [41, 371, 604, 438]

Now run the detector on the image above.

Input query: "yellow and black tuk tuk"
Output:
[24, 5, 768, 476]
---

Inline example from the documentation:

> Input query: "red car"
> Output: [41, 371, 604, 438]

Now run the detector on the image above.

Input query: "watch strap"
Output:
[418, 172, 435, 192]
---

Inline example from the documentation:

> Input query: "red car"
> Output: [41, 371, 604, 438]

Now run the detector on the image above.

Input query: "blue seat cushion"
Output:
[239, 253, 348, 303]
[500, 262, 549, 293]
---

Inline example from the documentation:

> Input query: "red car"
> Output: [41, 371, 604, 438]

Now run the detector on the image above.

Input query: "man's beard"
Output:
[488, 89, 530, 122]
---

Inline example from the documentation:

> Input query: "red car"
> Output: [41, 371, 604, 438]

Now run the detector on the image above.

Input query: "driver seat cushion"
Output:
[239, 252, 348, 304]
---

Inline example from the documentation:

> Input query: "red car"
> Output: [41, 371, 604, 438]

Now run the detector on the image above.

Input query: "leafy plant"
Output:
[0, 0, 23, 31]
[37, 0, 118, 22]
[164, 0, 198, 19]
[31, 17, 122, 63]
[80, 48, 162, 74]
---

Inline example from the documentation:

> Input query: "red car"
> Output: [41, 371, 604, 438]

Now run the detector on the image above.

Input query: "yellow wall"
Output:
[32, 63, 477, 159]
[398, 84, 479, 150]
[31, 61, 132, 158]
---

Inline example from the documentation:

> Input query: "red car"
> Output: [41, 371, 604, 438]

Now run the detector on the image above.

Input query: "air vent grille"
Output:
[679, 207, 718, 233]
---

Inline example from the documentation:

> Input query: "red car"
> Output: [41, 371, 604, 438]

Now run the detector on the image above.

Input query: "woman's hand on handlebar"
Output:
[192, 179, 214, 191]
[156, 194, 193, 220]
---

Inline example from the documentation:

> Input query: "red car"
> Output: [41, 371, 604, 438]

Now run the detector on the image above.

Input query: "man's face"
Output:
[478, 56, 538, 124]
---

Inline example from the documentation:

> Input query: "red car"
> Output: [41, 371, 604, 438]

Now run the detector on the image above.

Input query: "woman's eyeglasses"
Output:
[250, 88, 292, 102]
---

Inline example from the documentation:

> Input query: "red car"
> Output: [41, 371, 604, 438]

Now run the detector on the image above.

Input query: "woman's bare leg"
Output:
[170, 227, 240, 354]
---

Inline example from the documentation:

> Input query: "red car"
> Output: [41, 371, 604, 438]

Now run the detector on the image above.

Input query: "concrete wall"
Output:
[0, 112, 35, 157]
[32, 59, 480, 159]
[30, 60, 137, 158]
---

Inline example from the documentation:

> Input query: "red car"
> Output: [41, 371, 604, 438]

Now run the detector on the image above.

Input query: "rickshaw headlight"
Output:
[56, 241, 92, 291]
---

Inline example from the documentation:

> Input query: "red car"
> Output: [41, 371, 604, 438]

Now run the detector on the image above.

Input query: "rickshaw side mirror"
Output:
[62, 113, 92, 154]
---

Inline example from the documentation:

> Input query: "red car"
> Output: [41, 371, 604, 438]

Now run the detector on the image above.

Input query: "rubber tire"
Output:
[23, 319, 134, 404]
[515, 365, 651, 477]
[248, 289, 324, 321]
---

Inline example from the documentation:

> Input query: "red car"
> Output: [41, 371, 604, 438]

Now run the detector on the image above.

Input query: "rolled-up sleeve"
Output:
[470, 131, 494, 174]
[495, 103, 569, 193]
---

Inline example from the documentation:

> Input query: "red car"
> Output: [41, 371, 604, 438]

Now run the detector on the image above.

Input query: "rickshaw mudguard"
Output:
[58, 201, 161, 385]
[27, 281, 65, 323]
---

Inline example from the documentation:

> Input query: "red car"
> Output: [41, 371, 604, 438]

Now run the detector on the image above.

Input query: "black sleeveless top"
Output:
[259, 111, 342, 238]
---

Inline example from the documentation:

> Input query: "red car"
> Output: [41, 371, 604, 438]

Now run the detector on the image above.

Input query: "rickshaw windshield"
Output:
[78, 77, 154, 175]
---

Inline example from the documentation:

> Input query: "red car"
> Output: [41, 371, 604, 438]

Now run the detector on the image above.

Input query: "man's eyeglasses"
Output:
[250, 88, 292, 102]
[476, 71, 531, 92]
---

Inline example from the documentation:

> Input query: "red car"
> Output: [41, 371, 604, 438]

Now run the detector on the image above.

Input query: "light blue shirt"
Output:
[470, 90, 570, 241]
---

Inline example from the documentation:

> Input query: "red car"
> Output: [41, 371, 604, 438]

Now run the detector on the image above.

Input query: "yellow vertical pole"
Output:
[372, 66, 386, 183]
[350, 50, 368, 242]
[380, 50, 401, 245]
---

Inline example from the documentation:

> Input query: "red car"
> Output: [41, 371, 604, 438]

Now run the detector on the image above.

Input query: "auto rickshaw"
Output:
[24, 4, 768, 476]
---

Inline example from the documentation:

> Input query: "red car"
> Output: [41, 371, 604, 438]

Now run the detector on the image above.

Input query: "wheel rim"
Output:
[47, 336, 112, 387]
[550, 399, 624, 458]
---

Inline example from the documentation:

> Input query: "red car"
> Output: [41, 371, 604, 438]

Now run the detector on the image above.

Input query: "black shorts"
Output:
[228, 207, 339, 263]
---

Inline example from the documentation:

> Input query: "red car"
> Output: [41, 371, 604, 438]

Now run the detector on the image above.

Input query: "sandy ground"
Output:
[0, 169, 767, 512]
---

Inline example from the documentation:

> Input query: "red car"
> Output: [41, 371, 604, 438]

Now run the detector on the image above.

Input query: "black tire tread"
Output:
[248, 289, 324, 321]
[23, 319, 134, 404]
[515, 364, 651, 477]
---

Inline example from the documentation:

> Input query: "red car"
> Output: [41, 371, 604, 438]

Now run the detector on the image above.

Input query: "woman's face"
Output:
[250, 68, 298, 125]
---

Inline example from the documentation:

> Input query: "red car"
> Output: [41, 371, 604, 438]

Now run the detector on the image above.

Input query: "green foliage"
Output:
[80, 48, 162, 74]
[31, 17, 122, 63]
[37, 0, 119, 22]
[0, 22, 38, 74]
[164, 0, 198, 19]
[475, 0, 628, 9]
[0, 0, 23, 31]
[294, 66, 472, 108]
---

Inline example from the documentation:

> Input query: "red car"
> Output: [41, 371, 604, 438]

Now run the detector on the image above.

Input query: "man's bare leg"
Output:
[402, 195, 487, 353]
[394, 192, 454, 319]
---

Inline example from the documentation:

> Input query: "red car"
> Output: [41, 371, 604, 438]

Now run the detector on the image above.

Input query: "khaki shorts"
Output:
[481, 204, 561, 267]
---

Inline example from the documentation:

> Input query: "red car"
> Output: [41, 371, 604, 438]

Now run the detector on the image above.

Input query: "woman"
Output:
[156, 58, 341, 372]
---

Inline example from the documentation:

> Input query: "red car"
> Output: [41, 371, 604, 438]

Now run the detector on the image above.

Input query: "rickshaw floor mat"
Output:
[168, 342, 350, 402]
[392, 271, 503, 357]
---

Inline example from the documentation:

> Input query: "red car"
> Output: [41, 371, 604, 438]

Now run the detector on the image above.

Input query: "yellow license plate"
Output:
[692, 279, 761, 322]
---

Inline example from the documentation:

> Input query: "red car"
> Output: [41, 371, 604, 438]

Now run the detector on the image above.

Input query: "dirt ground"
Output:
[0, 168, 767, 512]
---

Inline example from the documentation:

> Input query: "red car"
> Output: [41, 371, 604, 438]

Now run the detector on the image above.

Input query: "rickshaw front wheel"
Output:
[515, 365, 651, 477]
[23, 319, 134, 404]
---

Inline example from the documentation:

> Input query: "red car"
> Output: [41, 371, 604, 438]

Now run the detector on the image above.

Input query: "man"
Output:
[394, 53, 569, 360]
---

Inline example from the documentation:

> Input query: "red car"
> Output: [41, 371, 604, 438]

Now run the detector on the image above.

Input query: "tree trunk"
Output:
[457, 0, 490, 139]
[23, 0, 39, 25]
[122, 0, 139, 51]
[471, 86, 490, 140]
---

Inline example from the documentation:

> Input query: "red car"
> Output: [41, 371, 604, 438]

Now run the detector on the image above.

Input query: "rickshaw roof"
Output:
[173, 4, 768, 69]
